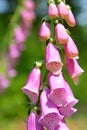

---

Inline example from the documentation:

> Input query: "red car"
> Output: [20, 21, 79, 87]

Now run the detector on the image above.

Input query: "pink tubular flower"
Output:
[46, 43, 63, 75]
[48, 72, 77, 107]
[58, 80, 78, 118]
[55, 23, 69, 44]
[27, 111, 44, 130]
[55, 119, 70, 130]
[39, 21, 51, 42]
[24, 0, 35, 11]
[64, 35, 79, 59]
[65, 57, 84, 85]
[22, 67, 41, 104]
[57, 1, 69, 19]
[14, 26, 26, 43]
[48, 2, 58, 19]
[39, 88, 63, 130]
[65, 10, 76, 27]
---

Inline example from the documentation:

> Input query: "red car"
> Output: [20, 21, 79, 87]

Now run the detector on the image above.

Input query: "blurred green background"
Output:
[0, 0, 87, 130]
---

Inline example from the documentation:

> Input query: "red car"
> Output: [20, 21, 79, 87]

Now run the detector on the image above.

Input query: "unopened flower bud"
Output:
[64, 35, 79, 59]
[57, 2, 69, 19]
[65, 10, 76, 27]
[55, 23, 69, 44]
[48, 2, 58, 19]
[65, 57, 84, 85]
[39, 21, 51, 42]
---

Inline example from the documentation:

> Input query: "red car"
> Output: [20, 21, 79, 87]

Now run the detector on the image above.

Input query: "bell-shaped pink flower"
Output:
[39, 88, 63, 130]
[46, 43, 63, 75]
[22, 67, 41, 104]
[65, 10, 76, 27]
[24, 0, 35, 11]
[55, 119, 70, 130]
[58, 80, 78, 118]
[55, 23, 69, 44]
[64, 35, 79, 59]
[57, 2, 69, 19]
[48, 72, 77, 107]
[14, 26, 26, 43]
[65, 57, 84, 85]
[27, 111, 44, 130]
[48, 2, 58, 19]
[39, 21, 51, 42]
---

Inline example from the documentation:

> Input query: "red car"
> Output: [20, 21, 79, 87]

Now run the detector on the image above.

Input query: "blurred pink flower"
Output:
[9, 43, 20, 59]
[0, 74, 9, 94]
[24, 0, 35, 11]
[14, 26, 26, 43]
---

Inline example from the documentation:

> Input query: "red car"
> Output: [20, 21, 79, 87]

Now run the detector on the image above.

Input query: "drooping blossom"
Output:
[55, 23, 69, 44]
[65, 9, 76, 27]
[55, 119, 70, 130]
[27, 111, 44, 130]
[48, 2, 58, 19]
[22, 67, 41, 104]
[39, 21, 51, 42]
[58, 80, 78, 118]
[65, 57, 84, 85]
[48, 72, 77, 107]
[64, 35, 79, 59]
[57, 1, 69, 19]
[46, 43, 63, 75]
[39, 88, 63, 130]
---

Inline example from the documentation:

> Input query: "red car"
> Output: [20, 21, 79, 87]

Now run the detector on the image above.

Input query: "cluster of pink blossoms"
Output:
[0, 0, 35, 94]
[22, 0, 84, 130]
